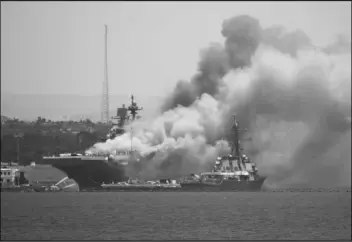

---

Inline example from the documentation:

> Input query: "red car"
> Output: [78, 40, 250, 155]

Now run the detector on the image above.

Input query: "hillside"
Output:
[1, 120, 111, 165]
[1, 115, 11, 123]
[1, 93, 163, 121]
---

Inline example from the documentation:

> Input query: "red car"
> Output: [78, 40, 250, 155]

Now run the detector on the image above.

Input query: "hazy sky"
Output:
[1, 1, 351, 97]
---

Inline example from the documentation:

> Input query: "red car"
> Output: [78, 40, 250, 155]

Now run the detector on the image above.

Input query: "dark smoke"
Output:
[161, 15, 261, 112]
[262, 26, 313, 56]
[163, 15, 316, 113]
[161, 43, 229, 112]
[222, 15, 261, 68]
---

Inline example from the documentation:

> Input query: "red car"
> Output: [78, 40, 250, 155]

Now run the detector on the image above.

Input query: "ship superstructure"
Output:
[108, 95, 143, 139]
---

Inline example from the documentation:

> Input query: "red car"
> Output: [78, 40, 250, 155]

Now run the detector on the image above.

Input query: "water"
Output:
[1, 192, 351, 240]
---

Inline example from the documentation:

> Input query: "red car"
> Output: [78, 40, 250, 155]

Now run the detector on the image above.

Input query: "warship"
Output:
[180, 114, 266, 191]
[37, 95, 143, 191]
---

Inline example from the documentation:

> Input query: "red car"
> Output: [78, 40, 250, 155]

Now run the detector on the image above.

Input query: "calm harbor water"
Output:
[1, 192, 351, 240]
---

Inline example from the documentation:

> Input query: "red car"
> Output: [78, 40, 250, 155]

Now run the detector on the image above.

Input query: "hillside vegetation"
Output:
[1, 116, 111, 165]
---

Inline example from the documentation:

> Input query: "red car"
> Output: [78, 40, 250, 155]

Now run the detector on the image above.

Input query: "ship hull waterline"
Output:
[180, 177, 266, 192]
[38, 157, 266, 192]
[101, 177, 267, 192]
[101, 184, 182, 192]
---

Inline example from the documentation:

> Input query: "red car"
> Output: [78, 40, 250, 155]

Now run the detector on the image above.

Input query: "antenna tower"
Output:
[101, 24, 110, 123]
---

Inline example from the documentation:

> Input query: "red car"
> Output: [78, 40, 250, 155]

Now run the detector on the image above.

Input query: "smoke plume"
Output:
[324, 34, 351, 55]
[88, 15, 351, 188]
[161, 43, 229, 111]
[262, 26, 313, 56]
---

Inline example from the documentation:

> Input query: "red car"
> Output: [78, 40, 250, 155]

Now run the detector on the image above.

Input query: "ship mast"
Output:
[111, 94, 143, 128]
[128, 95, 143, 121]
[130, 127, 133, 153]
[231, 114, 247, 170]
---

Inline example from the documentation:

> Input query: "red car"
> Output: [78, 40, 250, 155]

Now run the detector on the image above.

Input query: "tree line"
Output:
[1, 117, 111, 165]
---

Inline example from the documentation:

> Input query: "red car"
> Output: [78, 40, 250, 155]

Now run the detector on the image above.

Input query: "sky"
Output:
[1, 1, 351, 97]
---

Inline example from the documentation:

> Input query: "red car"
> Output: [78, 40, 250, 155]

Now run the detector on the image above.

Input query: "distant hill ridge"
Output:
[1, 93, 163, 121]
[1, 115, 11, 123]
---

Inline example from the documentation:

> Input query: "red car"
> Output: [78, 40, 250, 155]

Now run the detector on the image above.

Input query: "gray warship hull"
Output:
[101, 183, 181, 192]
[180, 176, 266, 191]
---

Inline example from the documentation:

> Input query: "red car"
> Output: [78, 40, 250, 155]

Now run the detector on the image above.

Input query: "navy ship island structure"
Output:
[39, 95, 266, 192]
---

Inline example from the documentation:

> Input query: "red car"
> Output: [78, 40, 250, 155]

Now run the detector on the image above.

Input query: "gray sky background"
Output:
[2, 1, 351, 97]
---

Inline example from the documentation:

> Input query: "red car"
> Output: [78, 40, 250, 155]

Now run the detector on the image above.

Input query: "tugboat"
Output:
[180, 114, 266, 191]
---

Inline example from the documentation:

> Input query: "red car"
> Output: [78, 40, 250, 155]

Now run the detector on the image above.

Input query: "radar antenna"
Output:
[128, 94, 143, 121]
[108, 95, 144, 140]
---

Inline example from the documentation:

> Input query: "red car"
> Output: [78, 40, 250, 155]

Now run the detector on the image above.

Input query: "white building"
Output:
[1, 167, 19, 187]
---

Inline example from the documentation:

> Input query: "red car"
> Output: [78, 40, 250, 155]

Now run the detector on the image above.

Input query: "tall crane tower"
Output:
[101, 24, 110, 123]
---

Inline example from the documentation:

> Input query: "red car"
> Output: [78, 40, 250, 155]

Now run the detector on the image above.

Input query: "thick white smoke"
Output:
[221, 46, 351, 188]
[88, 94, 231, 179]
[88, 15, 351, 188]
